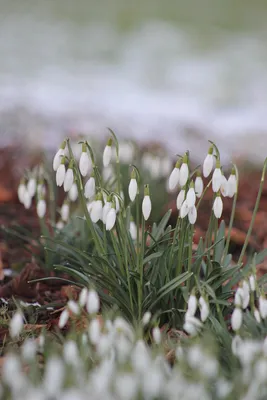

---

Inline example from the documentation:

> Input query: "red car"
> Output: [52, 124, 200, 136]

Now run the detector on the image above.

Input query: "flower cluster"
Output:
[183, 291, 209, 336]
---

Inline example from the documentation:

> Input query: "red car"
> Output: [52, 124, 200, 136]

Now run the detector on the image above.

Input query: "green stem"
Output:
[187, 224, 194, 290]
[238, 158, 267, 265]
[138, 217, 145, 319]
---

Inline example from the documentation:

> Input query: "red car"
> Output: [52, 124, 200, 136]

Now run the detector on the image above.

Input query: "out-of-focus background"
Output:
[1, 0, 267, 162]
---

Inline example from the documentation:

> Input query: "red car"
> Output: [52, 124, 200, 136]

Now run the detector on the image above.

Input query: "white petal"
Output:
[212, 168, 222, 193]
[27, 178, 37, 197]
[103, 145, 112, 167]
[79, 152, 91, 176]
[231, 308, 242, 331]
[106, 208, 116, 231]
[23, 190, 32, 209]
[90, 200, 103, 223]
[168, 168, 180, 191]
[37, 199, 46, 218]
[228, 174, 237, 198]
[56, 164, 66, 187]
[61, 203, 70, 222]
[18, 183, 26, 203]
[220, 175, 228, 197]
[188, 294, 197, 316]
[180, 200, 189, 218]
[142, 195, 152, 221]
[84, 177, 96, 199]
[53, 148, 65, 171]
[128, 179, 138, 202]
[195, 176, 203, 198]
[63, 169, 74, 192]
[129, 221, 137, 240]
[102, 202, 112, 224]
[188, 206, 197, 224]
[69, 183, 78, 202]
[179, 163, 189, 186]
[186, 187, 196, 208]
[86, 290, 100, 314]
[176, 189, 185, 210]
[203, 154, 214, 177]
[213, 196, 223, 218]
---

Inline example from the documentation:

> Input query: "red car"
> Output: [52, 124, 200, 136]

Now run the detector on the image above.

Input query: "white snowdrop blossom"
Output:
[78, 288, 88, 308]
[176, 189, 185, 210]
[183, 314, 203, 336]
[228, 170, 237, 198]
[53, 141, 66, 171]
[89, 318, 101, 345]
[212, 163, 222, 193]
[18, 180, 26, 203]
[188, 205, 197, 224]
[195, 175, 203, 198]
[37, 199, 46, 219]
[86, 290, 100, 314]
[231, 307, 242, 331]
[61, 202, 70, 222]
[220, 175, 228, 197]
[186, 185, 196, 208]
[213, 194, 223, 218]
[142, 185, 152, 221]
[106, 207, 116, 231]
[168, 160, 180, 191]
[203, 146, 214, 177]
[79, 144, 91, 176]
[259, 296, 267, 319]
[241, 281, 250, 309]
[180, 200, 189, 218]
[188, 293, 198, 316]
[21, 339, 37, 361]
[129, 220, 137, 240]
[102, 201, 112, 224]
[128, 177, 138, 202]
[23, 190, 32, 209]
[27, 177, 37, 197]
[69, 183, 78, 202]
[103, 138, 112, 167]
[67, 300, 80, 315]
[234, 287, 244, 307]
[199, 296, 209, 322]
[90, 199, 103, 223]
[56, 162, 66, 187]
[63, 166, 74, 192]
[142, 311, 151, 326]
[152, 327, 161, 344]
[9, 311, 24, 339]
[58, 309, 69, 329]
[254, 308, 261, 323]
[179, 159, 189, 187]
[84, 176, 96, 199]
[56, 220, 64, 230]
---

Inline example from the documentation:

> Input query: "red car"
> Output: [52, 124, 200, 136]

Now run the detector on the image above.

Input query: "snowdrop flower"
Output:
[79, 143, 91, 176]
[61, 202, 70, 222]
[128, 169, 138, 202]
[187, 292, 197, 316]
[228, 168, 237, 198]
[37, 182, 46, 197]
[84, 175, 96, 199]
[220, 174, 228, 197]
[212, 160, 222, 192]
[186, 182, 196, 207]
[115, 373, 138, 400]
[56, 158, 66, 187]
[234, 287, 244, 307]
[63, 164, 74, 192]
[106, 205, 116, 231]
[213, 193, 223, 218]
[195, 174, 203, 198]
[259, 296, 267, 319]
[58, 309, 69, 329]
[90, 196, 103, 223]
[102, 200, 112, 224]
[27, 177, 37, 197]
[241, 280, 250, 309]
[53, 140, 66, 171]
[168, 160, 181, 191]
[249, 275, 256, 291]
[79, 287, 88, 307]
[37, 199, 46, 219]
[23, 189, 32, 209]
[254, 308, 261, 323]
[86, 289, 100, 314]
[103, 138, 112, 167]
[22, 339, 37, 361]
[183, 315, 203, 336]
[69, 183, 78, 202]
[67, 300, 80, 315]
[152, 326, 161, 344]
[176, 189, 185, 210]
[89, 318, 101, 345]
[199, 296, 209, 322]
[9, 311, 24, 338]
[231, 307, 242, 331]
[63, 340, 79, 366]
[142, 185, 152, 221]
[180, 200, 189, 218]
[203, 145, 214, 177]
[43, 356, 65, 397]
[18, 179, 26, 203]
[179, 153, 189, 187]
[142, 311, 151, 326]
[129, 220, 137, 240]
[56, 220, 64, 230]
[188, 205, 197, 224]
